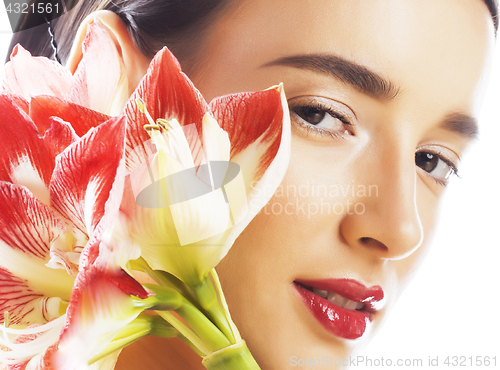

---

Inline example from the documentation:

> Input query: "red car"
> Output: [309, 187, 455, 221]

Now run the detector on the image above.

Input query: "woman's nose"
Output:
[339, 147, 424, 260]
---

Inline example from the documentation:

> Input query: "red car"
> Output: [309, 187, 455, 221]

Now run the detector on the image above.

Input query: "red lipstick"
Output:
[294, 278, 384, 340]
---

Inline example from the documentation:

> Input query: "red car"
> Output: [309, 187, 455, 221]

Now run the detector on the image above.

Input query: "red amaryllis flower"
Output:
[109, 45, 291, 287]
[1, 19, 291, 369]
[1, 21, 128, 116]
[0, 93, 131, 368]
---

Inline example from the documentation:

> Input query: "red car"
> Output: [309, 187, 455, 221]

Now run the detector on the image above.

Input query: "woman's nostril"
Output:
[360, 237, 388, 251]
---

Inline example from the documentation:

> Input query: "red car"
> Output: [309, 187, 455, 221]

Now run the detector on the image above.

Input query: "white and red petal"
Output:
[45, 232, 80, 277]
[120, 145, 236, 285]
[0, 268, 67, 327]
[69, 22, 129, 116]
[6, 342, 57, 370]
[209, 85, 291, 256]
[123, 47, 209, 172]
[209, 86, 287, 181]
[0, 94, 54, 201]
[0, 183, 62, 261]
[201, 114, 230, 164]
[6, 93, 29, 115]
[0, 183, 74, 326]
[41, 119, 80, 164]
[0, 94, 79, 205]
[49, 116, 127, 242]
[2, 23, 130, 119]
[29, 96, 109, 137]
[0, 318, 65, 368]
[2, 46, 73, 101]
[55, 241, 147, 370]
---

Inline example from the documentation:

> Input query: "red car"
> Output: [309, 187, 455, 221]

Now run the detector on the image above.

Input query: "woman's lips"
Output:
[293, 278, 385, 340]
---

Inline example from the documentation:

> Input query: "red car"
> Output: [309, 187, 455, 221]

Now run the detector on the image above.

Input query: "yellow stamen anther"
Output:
[137, 98, 165, 140]
[3, 311, 10, 328]
[136, 98, 146, 113]
[156, 118, 170, 131]
[144, 124, 161, 132]
[137, 98, 158, 129]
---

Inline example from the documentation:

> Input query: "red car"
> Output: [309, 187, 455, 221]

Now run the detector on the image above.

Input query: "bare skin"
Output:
[88, 0, 494, 369]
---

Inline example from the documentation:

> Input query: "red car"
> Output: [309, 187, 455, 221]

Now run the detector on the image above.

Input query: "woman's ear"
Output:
[66, 10, 151, 96]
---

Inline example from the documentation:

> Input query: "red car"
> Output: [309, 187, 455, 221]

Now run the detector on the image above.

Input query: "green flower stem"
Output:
[152, 270, 195, 300]
[130, 258, 199, 308]
[133, 285, 184, 311]
[175, 296, 231, 352]
[150, 315, 205, 357]
[202, 340, 261, 370]
[209, 269, 241, 343]
[131, 285, 209, 355]
[88, 329, 148, 365]
[149, 316, 179, 338]
[175, 332, 206, 357]
[145, 283, 231, 352]
[192, 276, 235, 344]
[138, 284, 211, 355]
[156, 311, 209, 356]
[87, 314, 176, 365]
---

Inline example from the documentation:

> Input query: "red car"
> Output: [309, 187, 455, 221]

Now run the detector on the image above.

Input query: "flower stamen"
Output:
[143, 124, 161, 134]
[136, 98, 159, 135]
[156, 118, 170, 131]
[3, 312, 10, 328]
[137, 99, 173, 146]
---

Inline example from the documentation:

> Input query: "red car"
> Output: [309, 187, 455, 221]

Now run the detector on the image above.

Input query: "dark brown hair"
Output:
[6, 0, 231, 65]
[6, 0, 499, 65]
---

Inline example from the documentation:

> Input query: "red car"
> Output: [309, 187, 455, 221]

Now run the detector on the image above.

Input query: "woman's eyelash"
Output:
[291, 100, 461, 187]
[300, 124, 345, 139]
[311, 103, 351, 124]
[289, 101, 353, 139]
[439, 156, 460, 178]
[298, 102, 352, 125]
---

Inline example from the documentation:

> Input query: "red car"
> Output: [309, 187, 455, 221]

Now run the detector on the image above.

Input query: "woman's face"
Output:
[186, 0, 494, 368]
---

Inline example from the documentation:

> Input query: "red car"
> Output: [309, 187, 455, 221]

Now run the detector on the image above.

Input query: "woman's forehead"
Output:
[203, 0, 494, 112]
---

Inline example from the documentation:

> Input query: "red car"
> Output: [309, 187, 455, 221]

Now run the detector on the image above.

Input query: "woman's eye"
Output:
[415, 151, 458, 184]
[291, 104, 353, 138]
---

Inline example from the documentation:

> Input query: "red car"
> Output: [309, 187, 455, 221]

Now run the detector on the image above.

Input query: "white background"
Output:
[1, 3, 499, 370]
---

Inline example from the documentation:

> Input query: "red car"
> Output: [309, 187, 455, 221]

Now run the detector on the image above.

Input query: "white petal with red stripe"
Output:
[2, 46, 72, 101]
[0, 183, 74, 326]
[49, 116, 127, 244]
[209, 85, 291, 261]
[69, 22, 129, 116]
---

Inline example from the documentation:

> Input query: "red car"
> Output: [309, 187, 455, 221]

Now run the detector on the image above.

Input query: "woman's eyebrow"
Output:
[263, 53, 400, 100]
[440, 112, 479, 140]
[264, 54, 478, 140]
